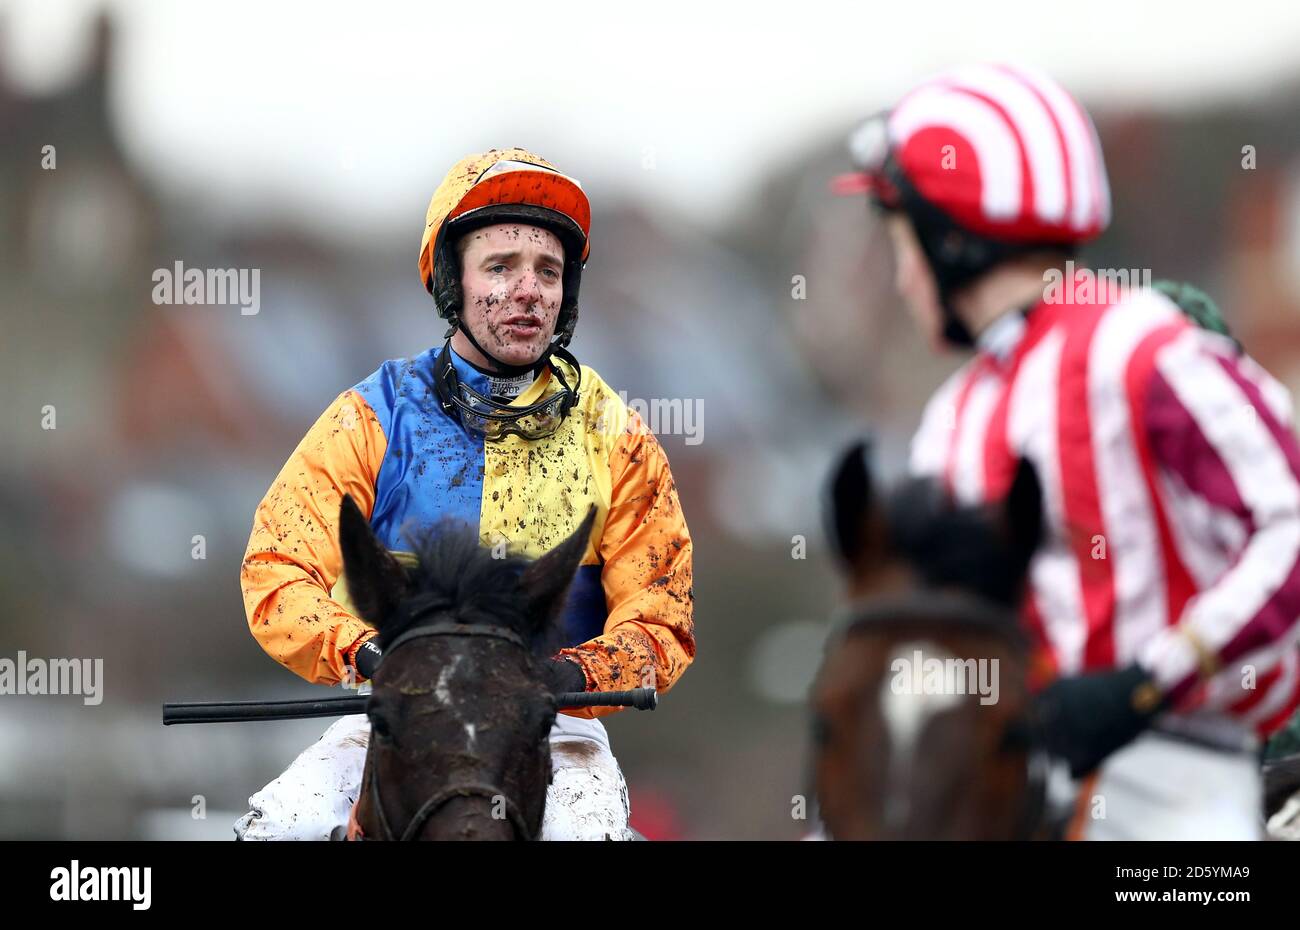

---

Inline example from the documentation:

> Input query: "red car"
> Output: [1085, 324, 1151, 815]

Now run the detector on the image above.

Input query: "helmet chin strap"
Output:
[884, 153, 1061, 350]
[446, 317, 557, 378]
[938, 297, 976, 347]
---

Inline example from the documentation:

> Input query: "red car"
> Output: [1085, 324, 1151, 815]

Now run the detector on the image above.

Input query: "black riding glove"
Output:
[1030, 662, 1168, 778]
[354, 638, 383, 680]
[542, 658, 587, 696]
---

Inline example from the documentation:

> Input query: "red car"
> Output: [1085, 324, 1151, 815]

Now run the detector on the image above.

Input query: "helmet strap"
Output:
[451, 317, 544, 377]
[939, 302, 976, 347]
[445, 313, 577, 383]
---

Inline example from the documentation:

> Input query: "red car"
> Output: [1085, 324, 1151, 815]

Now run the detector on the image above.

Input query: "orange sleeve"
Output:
[557, 410, 695, 717]
[240, 389, 387, 684]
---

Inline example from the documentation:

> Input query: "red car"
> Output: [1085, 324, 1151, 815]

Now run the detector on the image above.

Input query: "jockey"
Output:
[835, 65, 1300, 839]
[234, 148, 695, 840]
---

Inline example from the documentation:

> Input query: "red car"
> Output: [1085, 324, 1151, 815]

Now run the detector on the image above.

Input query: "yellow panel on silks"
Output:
[480, 358, 629, 646]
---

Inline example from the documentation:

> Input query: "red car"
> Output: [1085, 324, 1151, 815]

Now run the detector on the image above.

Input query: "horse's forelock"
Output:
[882, 480, 1028, 608]
[379, 520, 544, 650]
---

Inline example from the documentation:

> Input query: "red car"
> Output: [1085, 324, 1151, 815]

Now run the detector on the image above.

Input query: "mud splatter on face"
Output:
[456, 223, 564, 369]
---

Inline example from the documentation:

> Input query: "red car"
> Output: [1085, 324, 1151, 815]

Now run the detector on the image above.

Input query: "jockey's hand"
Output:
[1030, 662, 1167, 778]
[354, 638, 382, 680]
[543, 658, 587, 696]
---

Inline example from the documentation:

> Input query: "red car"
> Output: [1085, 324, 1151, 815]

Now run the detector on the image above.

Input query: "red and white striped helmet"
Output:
[836, 64, 1111, 245]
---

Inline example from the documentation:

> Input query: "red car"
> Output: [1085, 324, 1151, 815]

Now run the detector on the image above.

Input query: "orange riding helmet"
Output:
[419, 148, 592, 348]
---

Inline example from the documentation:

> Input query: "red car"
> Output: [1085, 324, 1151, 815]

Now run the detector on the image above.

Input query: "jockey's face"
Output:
[453, 223, 564, 370]
[884, 213, 945, 353]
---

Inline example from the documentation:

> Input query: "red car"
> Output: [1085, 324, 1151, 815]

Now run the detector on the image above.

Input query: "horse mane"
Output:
[375, 519, 543, 651]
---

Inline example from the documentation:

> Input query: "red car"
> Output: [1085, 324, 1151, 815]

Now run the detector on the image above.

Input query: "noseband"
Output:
[360, 621, 541, 841]
[830, 590, 1029, 645]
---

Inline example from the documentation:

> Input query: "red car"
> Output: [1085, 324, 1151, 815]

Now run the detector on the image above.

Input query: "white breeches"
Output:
[1062, 731, 1262, 840]
[233, 712, 634, 841]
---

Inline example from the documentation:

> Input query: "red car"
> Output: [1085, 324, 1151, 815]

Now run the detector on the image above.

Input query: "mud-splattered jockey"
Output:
[234, 149, 695, 840]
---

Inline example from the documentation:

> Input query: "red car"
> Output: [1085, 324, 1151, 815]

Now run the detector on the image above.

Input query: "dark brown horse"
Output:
[338, 494, 595, 840]
[811, 441, 1047, 839]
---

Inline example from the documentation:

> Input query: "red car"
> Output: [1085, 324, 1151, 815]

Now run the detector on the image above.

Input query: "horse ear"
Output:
[338, 494, 409, 633]
[1002, 457, 1043, 583]
[519, 506, 597, 635]
[824, 438, 877, 570]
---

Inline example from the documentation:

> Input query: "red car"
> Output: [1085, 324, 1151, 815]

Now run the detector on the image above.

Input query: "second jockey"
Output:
[836, 65, 1300, 839]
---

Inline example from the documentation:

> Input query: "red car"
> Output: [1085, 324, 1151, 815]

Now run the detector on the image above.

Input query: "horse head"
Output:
[339, 494, 595, 840]
[812, 440, 1046, 839]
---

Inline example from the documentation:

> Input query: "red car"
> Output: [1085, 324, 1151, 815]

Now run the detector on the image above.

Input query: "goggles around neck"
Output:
[433, 342, 581, 442]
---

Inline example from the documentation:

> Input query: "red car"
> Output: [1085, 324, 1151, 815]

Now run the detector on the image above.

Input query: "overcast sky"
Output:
[5, 0, 1300, 237]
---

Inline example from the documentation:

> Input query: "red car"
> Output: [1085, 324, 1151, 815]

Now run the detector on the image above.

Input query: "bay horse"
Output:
[811, 441, 1048, 839]
[338, 493, 596, 840]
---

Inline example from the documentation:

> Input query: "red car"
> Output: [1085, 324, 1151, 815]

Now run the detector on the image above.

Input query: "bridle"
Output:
[830, 590, 1029, 645]
[358, 620, 543, 841]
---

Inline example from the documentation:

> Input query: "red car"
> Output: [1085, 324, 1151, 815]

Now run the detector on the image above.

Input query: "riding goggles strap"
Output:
[831, 111, 899, 208]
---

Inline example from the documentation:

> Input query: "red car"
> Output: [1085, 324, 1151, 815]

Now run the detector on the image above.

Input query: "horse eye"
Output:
[368, 710, 393, 743]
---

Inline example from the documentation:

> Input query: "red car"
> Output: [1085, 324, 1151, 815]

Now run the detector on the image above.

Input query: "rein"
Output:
[357, 620, 539, 842]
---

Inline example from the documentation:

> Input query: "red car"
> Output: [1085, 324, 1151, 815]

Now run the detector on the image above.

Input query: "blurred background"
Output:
[5, 0, 1300, 839]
